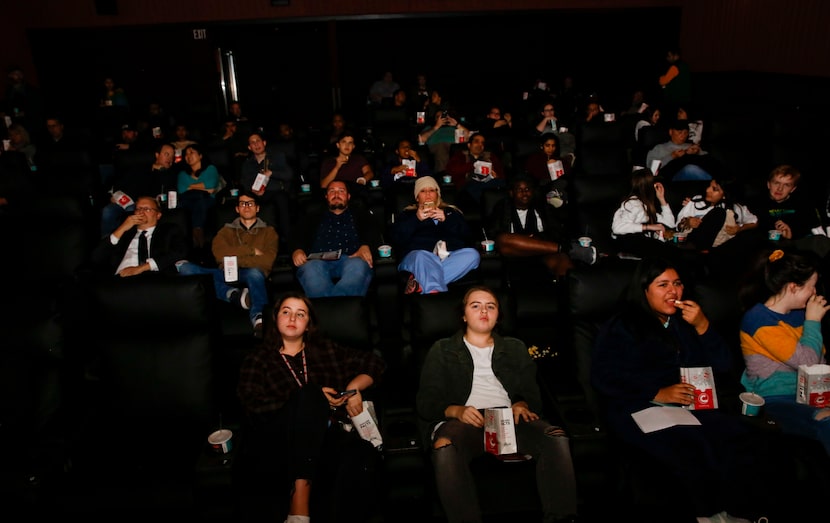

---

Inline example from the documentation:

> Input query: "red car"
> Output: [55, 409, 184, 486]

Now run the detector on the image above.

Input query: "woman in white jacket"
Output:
[612, 168, 677, 259]
[675, 177, 763, 277]
[675, 177, 758, 250]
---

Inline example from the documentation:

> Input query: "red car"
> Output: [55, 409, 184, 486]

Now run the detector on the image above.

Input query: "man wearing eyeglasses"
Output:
[177, 190, 278, 338]
[289, 180, 381, 298]
[91, 195, 187, 278]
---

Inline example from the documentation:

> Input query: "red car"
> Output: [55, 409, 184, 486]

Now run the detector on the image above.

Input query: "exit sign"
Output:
[193, 29, 207, 40]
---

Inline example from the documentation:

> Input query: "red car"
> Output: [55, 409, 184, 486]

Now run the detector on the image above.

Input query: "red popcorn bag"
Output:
[797, 364, 830, 407]
[484, 407, 518, 455]
[680, 366, 719, 410]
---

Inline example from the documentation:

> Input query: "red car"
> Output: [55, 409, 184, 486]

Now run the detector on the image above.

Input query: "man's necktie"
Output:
[138, 231, 148, 265]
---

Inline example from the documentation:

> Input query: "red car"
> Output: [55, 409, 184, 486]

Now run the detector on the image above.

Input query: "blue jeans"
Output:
[296, 256, 373, 297]
[398, 248, 480, 294]
[671, 163, 712, 181]
[176, 261, 268, 325]
[764, 394, 830, 455]
[101, 201, 133, 238]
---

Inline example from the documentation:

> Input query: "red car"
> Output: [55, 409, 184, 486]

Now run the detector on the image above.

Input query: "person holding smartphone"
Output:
[392, 176, 480, 295]
[236, 291, 386, 523]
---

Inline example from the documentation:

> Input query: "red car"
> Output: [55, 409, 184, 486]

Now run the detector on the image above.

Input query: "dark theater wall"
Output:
[2, 0, 829, 128]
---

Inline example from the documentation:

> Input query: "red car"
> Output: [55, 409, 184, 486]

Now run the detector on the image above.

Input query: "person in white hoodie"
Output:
[611, 168, 676, 260]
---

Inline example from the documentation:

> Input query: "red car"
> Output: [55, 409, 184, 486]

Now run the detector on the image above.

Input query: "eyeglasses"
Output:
[134, 206, 159, 213]
[238, 200, 257, 207]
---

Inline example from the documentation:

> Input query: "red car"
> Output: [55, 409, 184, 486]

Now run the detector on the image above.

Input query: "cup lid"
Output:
[208, 429, 233, 443]
[739, 392, 765, 406]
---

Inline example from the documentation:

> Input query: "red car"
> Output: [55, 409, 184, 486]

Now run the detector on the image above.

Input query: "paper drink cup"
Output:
[208, 429, 233, 454]
[739, 392, 765, 416]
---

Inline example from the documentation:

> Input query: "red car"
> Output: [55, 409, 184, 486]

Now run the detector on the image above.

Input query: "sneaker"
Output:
[697, 511, 752, 523]
[229, 288, 251, 310]
[568, 241, 597, 265]
[404, 274, 422, 295]
[253, 313, 263, 339]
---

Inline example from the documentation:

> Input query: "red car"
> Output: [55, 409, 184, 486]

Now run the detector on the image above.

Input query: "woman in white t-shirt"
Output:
[416, 286, 579, 523]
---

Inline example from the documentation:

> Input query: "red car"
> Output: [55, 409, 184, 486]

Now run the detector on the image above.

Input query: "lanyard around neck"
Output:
[281, 349, 308, 387]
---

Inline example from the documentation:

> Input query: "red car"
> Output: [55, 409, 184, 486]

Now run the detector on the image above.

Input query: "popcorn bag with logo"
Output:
[349, 400, 384, 449]
[796, 364, 830, 407]
[484, 407, 518, 455]
[680, 366, 719, 410]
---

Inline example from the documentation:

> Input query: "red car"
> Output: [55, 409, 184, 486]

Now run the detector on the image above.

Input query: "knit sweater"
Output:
[740, 302, 825, 397]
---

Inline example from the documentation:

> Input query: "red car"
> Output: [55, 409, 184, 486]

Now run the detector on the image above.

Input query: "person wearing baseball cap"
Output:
[392, 176, 480, 294]
[645, 118, 718, 181]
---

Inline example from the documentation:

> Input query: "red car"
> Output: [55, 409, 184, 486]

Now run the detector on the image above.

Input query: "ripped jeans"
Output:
[431, 417, 578, 523]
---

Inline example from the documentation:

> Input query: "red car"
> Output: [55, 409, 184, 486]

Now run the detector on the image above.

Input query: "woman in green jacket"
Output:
[416, 285, 579, 523]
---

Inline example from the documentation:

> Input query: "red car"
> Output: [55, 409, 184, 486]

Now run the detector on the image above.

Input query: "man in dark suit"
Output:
[91, 195, 187, 277]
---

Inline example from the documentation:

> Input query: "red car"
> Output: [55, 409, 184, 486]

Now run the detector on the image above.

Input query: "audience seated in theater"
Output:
[592, 256, 774, 522]
[228, 100, 254, 137]
[476, 104, 518, 167]
[4, 65, 45, 133]
[522, 133, 574, 201]
[38, 115, 87, 156]
[553, 74, 584, 130]
[239, 131, 295, 246]
[532, 100, 560, 138]
[634, 104, 662, 143]
[90, 195, 187, 278]
[100, 142, 176, 238]
[319, 112, 348, 158]
[611, 168, 678, 260]
[170, 123, 198, 159]
[416, 285, 580, 523]
[235, 291, 386, 523]
[269, 120, 310, 174]
[289, 180, 380, 298]
[485, 176, 596, 280]
[529, 100, 576, 159]
[114, 121, 154, 154]
[210, 117, 250, 185]
[318, 129, 375, 209]
[675, 176, 760, 263]
[739, 247, 830, 456]
[94, 76, 130, 145]
[521, 77, 553, 121]
[99, 76, 130, 110]
[392, 176, 480, 295]
[406, 72, 431, 114]
[646, 118, 716, 181]
[631, 104, 664, 166]
[676, 105, 703, 145]
[177, 142, 222, 248]
[749, 164, 830, 259]
[368, 70, 400, 106]
[619, 88, 648, 117]
[444, 132, 506, 211]
[176, 190, 278, 338]
[418, 89, 467, 174]
[379, 137, 433, 189]
[5, 122, 36, 167]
